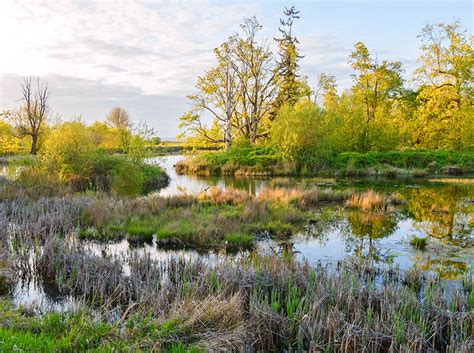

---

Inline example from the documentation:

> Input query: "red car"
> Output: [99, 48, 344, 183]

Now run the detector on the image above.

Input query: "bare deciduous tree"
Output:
[106, 107, 131, 129]
[12, 78, 49, 155]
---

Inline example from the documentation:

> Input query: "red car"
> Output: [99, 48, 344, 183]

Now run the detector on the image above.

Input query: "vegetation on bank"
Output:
[176, 10, 472, 180]
[1, 83, 169, 196]
[1, 118, 169, 196]
[176, 148, 474, 177]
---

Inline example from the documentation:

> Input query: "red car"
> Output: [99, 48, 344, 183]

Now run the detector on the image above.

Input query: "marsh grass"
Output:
[29, 238, 474, 352]
[0, 244, 15, 295]
[346, 190, 388, 213]
[410, 236, 428, 250]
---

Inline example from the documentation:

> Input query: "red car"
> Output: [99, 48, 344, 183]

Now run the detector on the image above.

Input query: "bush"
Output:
[41, 122, 97, 180]
[111, 159, 144, 196]
[142, 164, 170, 194]
[270, 101, 322, 161]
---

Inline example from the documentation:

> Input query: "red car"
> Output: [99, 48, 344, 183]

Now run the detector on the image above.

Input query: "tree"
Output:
[229, 17, 279, 144]
[348, 42, 404, 151]
[88, 122, 122, 150]
[274, 6, 304, 108]
[180, 17, 278, 147]
[314, 73, 338, 110]
[413, 21, 473, 150]
[179, 41, 240, 151]
[11, 78, 49, 155]
[106, 107, 131, 130]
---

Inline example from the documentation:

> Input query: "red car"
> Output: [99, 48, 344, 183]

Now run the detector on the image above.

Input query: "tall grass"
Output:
[30, 237, 474, 352]
[346, 190, 388, 213]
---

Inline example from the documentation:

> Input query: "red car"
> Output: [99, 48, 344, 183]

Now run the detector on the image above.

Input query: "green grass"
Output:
[0, 301, 203, 352]
[410, 236, 428, 250]
[83, 201, 308, 248]
[178, 149, 474, 177]
[224, 232, 254, 248]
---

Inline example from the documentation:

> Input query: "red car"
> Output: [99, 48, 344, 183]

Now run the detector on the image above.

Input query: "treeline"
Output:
[0, 80, 167, 196]
[179, 7, 473, 159]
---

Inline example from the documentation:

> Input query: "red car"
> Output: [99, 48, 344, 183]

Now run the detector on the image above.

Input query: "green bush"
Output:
[111, 159, 144, 196]
[142, 164, 170, 194]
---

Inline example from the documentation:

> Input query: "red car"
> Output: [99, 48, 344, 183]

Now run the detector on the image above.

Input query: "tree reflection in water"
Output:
[403, 185, 474, 246]
[343, 211, 399, 264]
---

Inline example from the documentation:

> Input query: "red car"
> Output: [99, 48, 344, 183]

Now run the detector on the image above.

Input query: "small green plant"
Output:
[224, 232, 254, 248]
[410, 236, 428, 250]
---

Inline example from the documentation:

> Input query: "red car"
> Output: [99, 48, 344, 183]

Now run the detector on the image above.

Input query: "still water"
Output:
[8, 155, 474, 310]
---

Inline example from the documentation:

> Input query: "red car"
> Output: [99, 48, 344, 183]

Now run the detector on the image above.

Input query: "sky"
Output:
[0, 0, 472, 139]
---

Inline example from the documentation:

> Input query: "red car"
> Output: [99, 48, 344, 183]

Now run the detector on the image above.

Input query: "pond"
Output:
[8, 155, 474, 311]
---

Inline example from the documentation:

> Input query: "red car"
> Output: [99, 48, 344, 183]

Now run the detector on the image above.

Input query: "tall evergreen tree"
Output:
[274, 6, 303, 109]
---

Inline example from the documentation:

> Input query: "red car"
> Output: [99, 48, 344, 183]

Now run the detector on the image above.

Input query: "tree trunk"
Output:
[224, 120, 232, 152]
[30, 134, 38, 155]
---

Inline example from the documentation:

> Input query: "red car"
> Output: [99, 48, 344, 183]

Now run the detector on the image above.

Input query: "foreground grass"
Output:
[176, 148, 474, 177]
[3, 239, 470, 352]
[0, 301, 201, 352]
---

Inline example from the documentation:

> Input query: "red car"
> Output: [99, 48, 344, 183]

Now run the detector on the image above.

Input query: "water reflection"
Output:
[149, 155, 270, 196]
[402, 185, 474, 245]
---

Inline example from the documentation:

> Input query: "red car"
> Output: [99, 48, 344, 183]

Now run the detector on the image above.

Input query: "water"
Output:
[151, 155, 270, 196]
[7, 155, 474, 310]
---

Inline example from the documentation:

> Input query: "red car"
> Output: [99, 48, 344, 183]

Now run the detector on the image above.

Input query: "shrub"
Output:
[270, 101, 321, 161]
[41, 122, 97, 180]
[141, 164, 170, 194]
[111, 159, 144, 196]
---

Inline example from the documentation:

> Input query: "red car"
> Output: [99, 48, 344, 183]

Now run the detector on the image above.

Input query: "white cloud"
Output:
[0, 0, 257, 96]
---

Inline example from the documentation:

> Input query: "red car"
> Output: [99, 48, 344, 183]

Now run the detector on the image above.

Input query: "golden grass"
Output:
[207, 186, 250, 205]
[346, 190, 387, 213]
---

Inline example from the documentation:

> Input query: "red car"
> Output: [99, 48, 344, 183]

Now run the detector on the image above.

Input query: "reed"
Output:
[30, 237, 473, 352]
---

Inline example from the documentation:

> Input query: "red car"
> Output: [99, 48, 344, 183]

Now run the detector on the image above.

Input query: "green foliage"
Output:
[142, 164, 171, 194]
[8, 119, 169, 195]
[0, 120, 27, 155]
[88, 122, 123, 151]
[203, 147, 280, 169]
[334, 150, 474, 173]
[410, 236, 428, 250]
[270, 101, 322, 161]
[111, 159, 144, 196]
[41, 121, 97, 180]
[413, 21, 473, 151]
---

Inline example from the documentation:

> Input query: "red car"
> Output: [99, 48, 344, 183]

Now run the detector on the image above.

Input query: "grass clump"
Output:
[224, 232, 254, 248]
[346, 190, 388, 213]
[410, 236, 428, 250]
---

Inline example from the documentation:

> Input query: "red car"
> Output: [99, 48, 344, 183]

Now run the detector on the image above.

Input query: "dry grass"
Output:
[34, 238, 474, 352]
[346, 190, 388, 213]
[206, 186, 250, 205]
